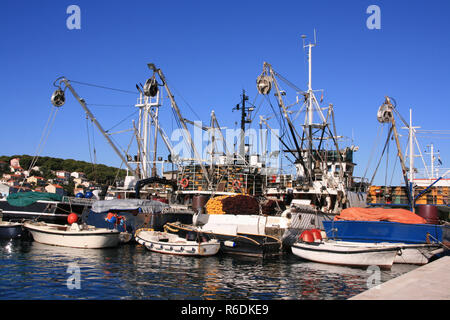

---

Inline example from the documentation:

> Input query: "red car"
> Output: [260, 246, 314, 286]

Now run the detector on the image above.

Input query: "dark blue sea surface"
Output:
[0, 239, 417, 300]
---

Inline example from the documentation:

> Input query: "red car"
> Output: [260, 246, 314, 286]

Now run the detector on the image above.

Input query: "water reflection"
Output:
[0, 240, 418, 300]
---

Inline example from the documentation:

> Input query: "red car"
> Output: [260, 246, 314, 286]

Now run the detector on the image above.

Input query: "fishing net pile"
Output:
[260, 199, 286, 216]
[205, 195, 260, 215]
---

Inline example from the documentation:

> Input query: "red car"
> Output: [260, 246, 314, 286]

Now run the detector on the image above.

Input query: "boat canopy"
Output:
[6, 192, 63, 207]
[334, 207, 427, 224]
[91, 199, 169, 213]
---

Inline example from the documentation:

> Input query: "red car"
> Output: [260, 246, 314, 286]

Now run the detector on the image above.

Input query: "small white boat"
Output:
[23, 221, 120, 249]
[292, 240, 400, 270]
[135, 229, 220, 257]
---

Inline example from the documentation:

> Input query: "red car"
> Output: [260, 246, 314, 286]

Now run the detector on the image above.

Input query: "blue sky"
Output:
[1, 0, 449, 185]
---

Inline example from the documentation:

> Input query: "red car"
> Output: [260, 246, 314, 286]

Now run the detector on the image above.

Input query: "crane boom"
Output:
[59, 78, 135, 173]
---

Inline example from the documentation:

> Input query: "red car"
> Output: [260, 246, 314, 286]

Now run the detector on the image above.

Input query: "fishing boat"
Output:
[135, 228, 220, 256]
[0, 192, 92, 225]
[164, 221, 282, 257]
[23, 220, 120, 249]
[256, 34, 368, 221]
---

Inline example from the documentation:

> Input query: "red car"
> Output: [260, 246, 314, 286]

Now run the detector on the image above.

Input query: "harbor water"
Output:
[0, 239, 418, 300]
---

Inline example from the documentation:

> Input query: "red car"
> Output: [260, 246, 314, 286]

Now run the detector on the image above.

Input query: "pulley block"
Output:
[377, 97, 394, 123]
[256, 74, 272, 95]
[51, 88, 65, 107]
[143, 77, 158, 97]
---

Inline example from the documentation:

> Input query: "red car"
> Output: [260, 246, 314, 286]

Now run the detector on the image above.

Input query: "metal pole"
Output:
[239, 89, 247, 161]
[391, 116, 413, 211]
[142, 96, 149, 178]
[409, 109, 414, 204]
[431, 143, 434, 179]
[152, 90, 161, 177]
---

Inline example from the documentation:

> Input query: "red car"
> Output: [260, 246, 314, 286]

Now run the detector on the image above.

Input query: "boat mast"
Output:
[305, 37, 315, 127]
[239, 89, 248, 162]
[233, 90, 253, 164]
[148, 63, 211, 187]
[304, 36, 315, 183]
[408, 108, 418, 202]
[151, 90, 161, 177]
[430, 143, 435, 179]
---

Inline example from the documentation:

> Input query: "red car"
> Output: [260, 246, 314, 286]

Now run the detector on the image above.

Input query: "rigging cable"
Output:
[85, 116, 97, 182]
[358, 124, 384, 192]
[22, 106, 60, 187]
[164, 78, 202, 122]
[67, 80, 137, 95]
[369, 125, 394, 186]
[105, 110, 139, 133]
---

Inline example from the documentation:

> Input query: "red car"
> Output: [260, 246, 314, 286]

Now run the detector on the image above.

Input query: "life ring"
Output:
[180, 178, 189, 188]
[232, 179, 241, 190]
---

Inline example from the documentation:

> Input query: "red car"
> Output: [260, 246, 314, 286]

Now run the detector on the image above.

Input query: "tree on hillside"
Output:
[0, 155, 127, 184]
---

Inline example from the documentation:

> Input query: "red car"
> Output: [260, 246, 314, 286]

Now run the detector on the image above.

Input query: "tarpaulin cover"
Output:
[334, 207, 427, 224]
[91, 199, 168, 213]
[7, 191, 63, 207]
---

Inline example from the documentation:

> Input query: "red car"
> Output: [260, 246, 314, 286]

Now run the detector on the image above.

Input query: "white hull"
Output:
[386, 243, 443, 265]
[24, 221, 120, 249]
[325, 241, 444, 265]
[292, 240, 399, 270]
[135, 229, 220, 257]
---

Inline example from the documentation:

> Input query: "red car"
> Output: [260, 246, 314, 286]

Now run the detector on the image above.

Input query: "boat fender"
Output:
[310, 229, 322, 242]
[224, 240, 235, 247]
[67, 213, 78, 224]
[299, 230, 314, 243]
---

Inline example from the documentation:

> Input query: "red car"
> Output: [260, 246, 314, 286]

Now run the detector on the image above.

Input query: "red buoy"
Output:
[67, 213, 78, 224]
[310, 229, 322, 241]
[299, 230, 314, 243]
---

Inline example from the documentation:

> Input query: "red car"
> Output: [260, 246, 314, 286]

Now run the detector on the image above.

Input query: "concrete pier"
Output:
[350, 256, 450, 300]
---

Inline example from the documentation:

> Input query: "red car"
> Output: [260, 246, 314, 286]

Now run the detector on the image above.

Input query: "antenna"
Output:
[301, 34, 307, 50]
